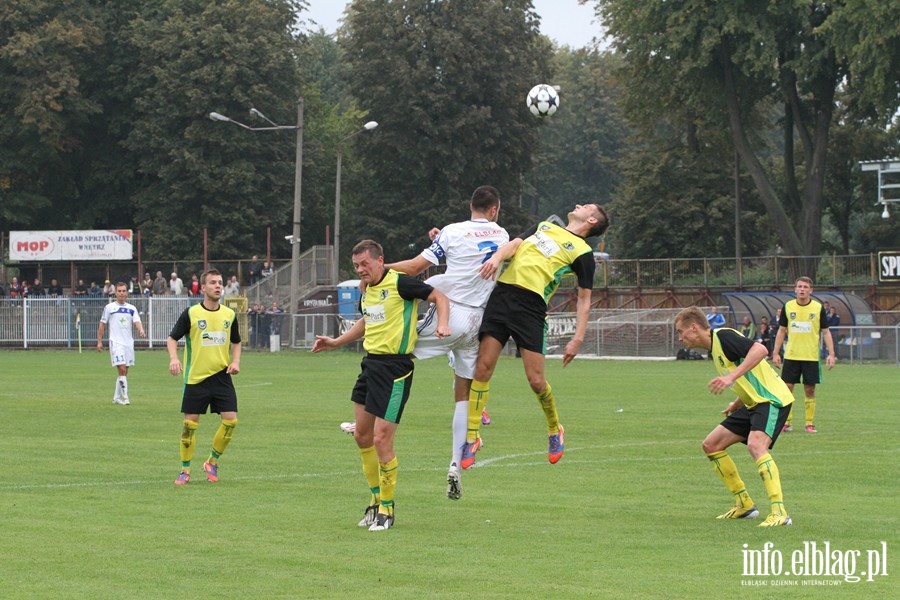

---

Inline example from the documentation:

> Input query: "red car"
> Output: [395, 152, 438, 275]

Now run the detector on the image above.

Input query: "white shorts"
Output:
[414, 302, 484, 379]
[109, 342, 135, 367]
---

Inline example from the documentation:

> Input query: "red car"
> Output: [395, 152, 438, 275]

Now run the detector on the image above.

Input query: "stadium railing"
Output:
[2, 299, 898, 365]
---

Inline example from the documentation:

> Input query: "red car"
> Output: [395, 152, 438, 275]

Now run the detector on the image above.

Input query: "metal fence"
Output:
[592, 254, 876, 289]
[2, 299, 898, 365]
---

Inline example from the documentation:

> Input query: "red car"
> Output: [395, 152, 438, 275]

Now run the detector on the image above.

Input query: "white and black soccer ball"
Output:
[526, 84, 559, 118]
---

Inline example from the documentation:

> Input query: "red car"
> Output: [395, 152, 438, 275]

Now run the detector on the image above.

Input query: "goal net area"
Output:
[545, 308, 683, 361]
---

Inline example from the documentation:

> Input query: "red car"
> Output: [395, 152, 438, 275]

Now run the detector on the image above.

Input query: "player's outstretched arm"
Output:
[312, 318, 366, 352]
[563, 286, 592, 367]
[479, 238, 521, 280]
[386, 255, 432, 277]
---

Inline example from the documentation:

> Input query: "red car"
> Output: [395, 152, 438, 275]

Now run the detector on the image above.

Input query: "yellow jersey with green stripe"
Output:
[498, 221, 595, 302]
[361, 269, 434, 355]
[712, 328, 794, 409]
[169, 302, 240, 385]
[779, 299, 827, 361]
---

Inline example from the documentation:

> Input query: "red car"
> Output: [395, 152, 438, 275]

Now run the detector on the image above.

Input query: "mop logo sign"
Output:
[740, 541, 889, 586]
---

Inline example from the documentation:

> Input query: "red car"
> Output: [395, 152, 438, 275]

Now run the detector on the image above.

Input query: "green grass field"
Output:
[1, 349, 897, 599]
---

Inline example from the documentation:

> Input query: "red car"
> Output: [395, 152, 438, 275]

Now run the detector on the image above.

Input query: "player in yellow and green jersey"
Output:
[166, 269, 241, 485]
[312, 240, 450, 532]
[460, 203, 609, 469]
[676, 307, 794, 527]
[772, 276, 836, 433]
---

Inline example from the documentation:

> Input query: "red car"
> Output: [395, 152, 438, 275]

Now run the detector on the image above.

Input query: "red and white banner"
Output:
[10, 230, 134, 261]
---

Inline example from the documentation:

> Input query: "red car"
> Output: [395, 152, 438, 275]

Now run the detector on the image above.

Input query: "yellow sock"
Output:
[208, 418, 237, 464]
[359, 446, 380, 503]
[707, 451, 754, 508]
[467, 380, 489, 444]
[804, 397, 816, 426]
[379, 456, 398, 514]
[537, 383, 560, 435]
[785, 405, 793, 427]
[756, 453, 786, 516]
[179, 420, 198, 471]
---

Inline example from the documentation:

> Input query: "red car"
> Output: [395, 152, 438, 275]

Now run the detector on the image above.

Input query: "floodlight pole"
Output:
[209, 100, 304, 314]
[333, 121, 378, 284]
[290, 99, 304, 316]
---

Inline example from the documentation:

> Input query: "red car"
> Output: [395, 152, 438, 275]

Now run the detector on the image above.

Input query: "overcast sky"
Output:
[300, 0, 605, 49]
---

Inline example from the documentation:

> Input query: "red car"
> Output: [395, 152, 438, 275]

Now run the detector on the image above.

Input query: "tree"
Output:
[0, 0, 102, 230]
[594, 0, 900, 269]
[339, 0, 552, 259]
[123, 0, 307, 261]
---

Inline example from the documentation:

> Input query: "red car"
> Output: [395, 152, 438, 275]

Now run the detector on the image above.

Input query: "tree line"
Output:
[1, 0, 897, 278]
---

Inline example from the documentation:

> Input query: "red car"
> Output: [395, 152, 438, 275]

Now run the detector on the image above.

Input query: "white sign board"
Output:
[10, 230, 134, 261]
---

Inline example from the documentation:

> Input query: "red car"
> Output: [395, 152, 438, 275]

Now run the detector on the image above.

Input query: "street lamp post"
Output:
[333, 120, 378, 284]
[209, 99, 304, 314]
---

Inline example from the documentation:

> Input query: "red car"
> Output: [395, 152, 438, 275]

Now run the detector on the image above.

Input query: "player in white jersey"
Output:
[391, 186, 510, 500]
[97, 282, 146, 405]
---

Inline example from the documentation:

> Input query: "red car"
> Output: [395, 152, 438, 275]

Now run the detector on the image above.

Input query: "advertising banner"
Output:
[10, 230, 134, 261]
[878, 250, 900, 283]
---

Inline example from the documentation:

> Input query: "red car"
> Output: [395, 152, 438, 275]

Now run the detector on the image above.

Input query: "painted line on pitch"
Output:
[238, 382, 273, 388]
[3, 445, 893, 491]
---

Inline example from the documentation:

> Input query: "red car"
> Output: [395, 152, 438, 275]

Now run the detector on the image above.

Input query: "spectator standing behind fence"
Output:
[128, 275, 140, 296]
[823, 305, 841, 357]
[188, 274, 200, 296]
[247, 303, 263, 348]
[266, 301, 284, 342]
[97, 282, 146, 405]
[102, 279, 115, 298]
[152, 271, 168, 296]
[256, 305, 271, 349]
[88, 281, 102, 297]
[48, 278, 64, 297]
[261, 261, 274, 279]
[74, 279, 88, 296]
[248, 255, 262, 285]
[9, 277, 21, 298]
[169, 272, 185, 296]
[223, 276, 240, 297]
[758, 316, 772, 355]
[142, 273, 153, 297]
[739, 316, 757, 340]
[30, 279, 46, 297]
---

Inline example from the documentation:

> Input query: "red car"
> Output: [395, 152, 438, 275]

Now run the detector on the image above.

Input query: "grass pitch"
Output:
[1, 349, 897, 598]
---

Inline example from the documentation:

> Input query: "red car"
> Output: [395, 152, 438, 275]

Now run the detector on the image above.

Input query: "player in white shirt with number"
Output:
[97, 282, 146, 405]
[343, 185, 509, 500]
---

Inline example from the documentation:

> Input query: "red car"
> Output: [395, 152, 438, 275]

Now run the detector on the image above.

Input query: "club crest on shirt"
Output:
[223, 319, 230, 329]
[198, 319, 207, 330]
[563, 242, 575, 251]
[540, 224, 552, 231]
[379, 289, 389, 301]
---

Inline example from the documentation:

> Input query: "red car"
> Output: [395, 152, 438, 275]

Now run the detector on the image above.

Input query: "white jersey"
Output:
[100, 302, 142, 347]
[421, 218, 509, 308]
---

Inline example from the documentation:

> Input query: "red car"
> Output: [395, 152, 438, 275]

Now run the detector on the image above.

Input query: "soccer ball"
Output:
[526, 84, 559, 118]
